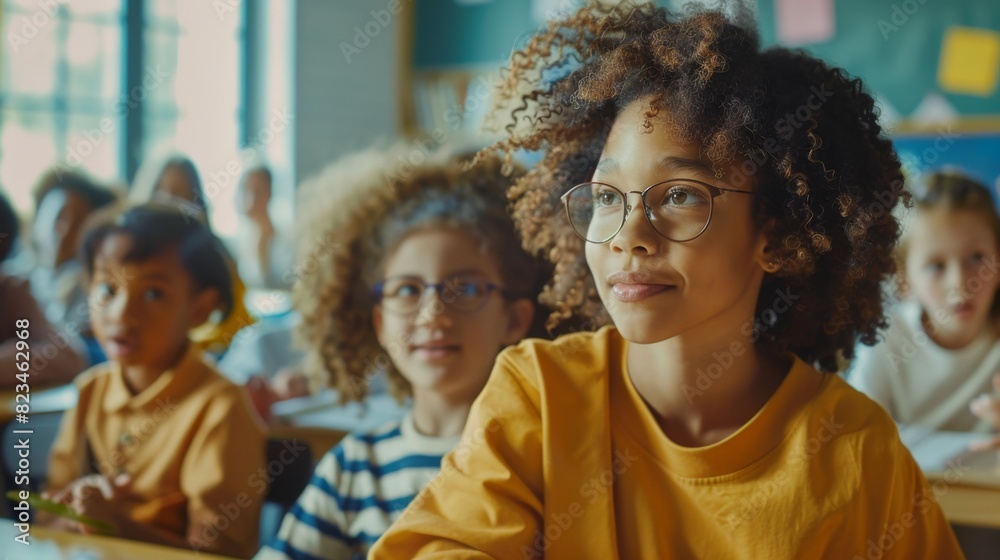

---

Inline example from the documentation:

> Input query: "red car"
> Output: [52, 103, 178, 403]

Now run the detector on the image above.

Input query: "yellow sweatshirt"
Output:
[371, 326, 963, 559]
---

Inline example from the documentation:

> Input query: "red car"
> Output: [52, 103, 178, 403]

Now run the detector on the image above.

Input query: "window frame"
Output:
[0, 0, 251, 187]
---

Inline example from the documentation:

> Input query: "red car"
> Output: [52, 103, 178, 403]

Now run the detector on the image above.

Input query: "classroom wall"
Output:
[410, 0, 1000, 119]
[894, 133, 1000, 199]
[406, 0, 1000, 189]
[754, 0, 1000, 192]
[288, 1, 1000, 194]
[293, 0, 401, 185]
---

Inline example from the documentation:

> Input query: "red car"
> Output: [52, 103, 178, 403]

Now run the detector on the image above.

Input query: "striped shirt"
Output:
[255, 413, 460, 560]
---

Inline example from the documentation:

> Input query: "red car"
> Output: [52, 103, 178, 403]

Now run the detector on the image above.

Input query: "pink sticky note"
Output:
[776, 0, 836, 46]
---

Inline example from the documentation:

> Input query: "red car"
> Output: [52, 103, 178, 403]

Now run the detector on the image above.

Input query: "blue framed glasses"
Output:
[373, 274, 508, 314]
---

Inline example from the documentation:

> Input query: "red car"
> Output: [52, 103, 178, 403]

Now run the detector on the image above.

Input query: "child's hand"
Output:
[246, 375, 278, 424]
[271, 367, 311, 401]
[968, 374, 1000, 451]
[38, 487, 78, 530]
[43, 474, 129, 534]
[70, 473, 129, 534]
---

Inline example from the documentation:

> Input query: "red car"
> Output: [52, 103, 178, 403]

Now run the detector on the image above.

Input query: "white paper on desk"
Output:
[899, 425, 981, 472]
[273, 390, 409, 433]
[899, 425, 1000, 487]
[271, 388, 341, 418]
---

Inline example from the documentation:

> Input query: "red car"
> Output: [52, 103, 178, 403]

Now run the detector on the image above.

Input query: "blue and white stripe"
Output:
[255, 414, 459, 560]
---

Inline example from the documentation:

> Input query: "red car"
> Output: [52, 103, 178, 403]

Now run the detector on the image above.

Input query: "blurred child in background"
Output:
[131, 154, 255, 356]
[235, 165, 295, 290]
[45, 204, 266, 558]
[0, 190, 86, 387]
[850, 171, 1000, 443]
[30, 169, 117, 340]
[255, 146, 540, 559]
[131, 155, 212, 223]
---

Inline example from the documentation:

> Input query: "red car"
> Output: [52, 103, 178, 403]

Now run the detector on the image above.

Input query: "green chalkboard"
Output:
[412, 1, 1000, 117]
[412, 0, 675, 69]
[413, 0, 536, 69]
[756, 0, 1000, 118]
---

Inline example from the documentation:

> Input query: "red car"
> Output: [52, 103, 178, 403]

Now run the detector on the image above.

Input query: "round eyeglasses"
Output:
[373, 275, 508, 315]
[560, 179, 754, 244]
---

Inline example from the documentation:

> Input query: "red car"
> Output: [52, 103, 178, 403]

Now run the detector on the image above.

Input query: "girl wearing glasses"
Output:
[372, 2, 962, 558]
[255, 146, 539, 559]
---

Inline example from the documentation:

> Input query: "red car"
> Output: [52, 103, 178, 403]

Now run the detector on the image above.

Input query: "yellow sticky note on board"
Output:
[938, 26, 1000, 96]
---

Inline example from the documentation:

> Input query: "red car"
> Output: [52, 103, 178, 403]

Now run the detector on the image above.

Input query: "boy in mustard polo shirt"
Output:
[44, 204, 267, 558]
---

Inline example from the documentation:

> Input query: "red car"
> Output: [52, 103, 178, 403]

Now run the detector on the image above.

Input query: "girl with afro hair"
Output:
[257, 145, 540, 559]
[372, 2, 962, 558]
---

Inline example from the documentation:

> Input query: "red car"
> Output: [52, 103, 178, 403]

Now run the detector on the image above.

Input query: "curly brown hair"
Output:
[293, 145, 544, 402]
[479, 1, 908, 372]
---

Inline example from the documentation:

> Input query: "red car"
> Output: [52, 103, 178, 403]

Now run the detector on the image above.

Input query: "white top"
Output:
[233, 222, 296, 290]
[255, 413, 460, 559]
[848, 299, 1000, 432]
[217, 312, 305, 384]
[28, 259, 89, 330]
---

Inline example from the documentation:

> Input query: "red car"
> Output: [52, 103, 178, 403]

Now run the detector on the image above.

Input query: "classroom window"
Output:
[0, 0, 245, 227]
[0, 0, 123, 213]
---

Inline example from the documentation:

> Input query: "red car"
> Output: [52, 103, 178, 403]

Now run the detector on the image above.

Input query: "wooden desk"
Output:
[0, 519, 234, 559]
[903, 427, 1000, 529]
[927, 475, 1000, 530]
